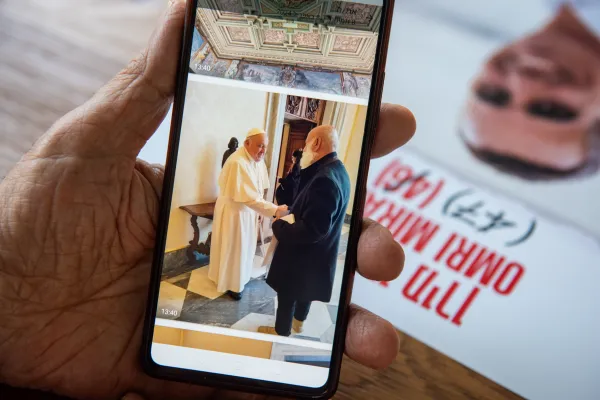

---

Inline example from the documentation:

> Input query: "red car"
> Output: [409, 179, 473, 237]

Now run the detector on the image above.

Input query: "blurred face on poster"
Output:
[462, 5, 600, 179]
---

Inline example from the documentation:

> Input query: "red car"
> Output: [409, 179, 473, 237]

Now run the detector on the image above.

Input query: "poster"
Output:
[350, 0, 600, 398]
[383, 0, 600, 238]
[352, 151, 600, 400]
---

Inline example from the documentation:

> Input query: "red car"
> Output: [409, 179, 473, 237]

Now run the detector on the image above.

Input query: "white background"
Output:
[384, 0, 600, 239]
[353, 151, 600, 400]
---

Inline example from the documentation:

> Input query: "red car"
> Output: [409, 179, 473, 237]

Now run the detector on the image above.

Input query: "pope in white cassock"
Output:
[208, 128, 288, 300]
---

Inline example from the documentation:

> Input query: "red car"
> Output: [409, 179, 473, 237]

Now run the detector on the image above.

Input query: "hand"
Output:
[275, 205, 289, 220]
[0, 1, 416, 400]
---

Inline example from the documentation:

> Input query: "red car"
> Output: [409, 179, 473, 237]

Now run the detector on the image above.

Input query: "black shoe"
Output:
[226, 290, 242, 301]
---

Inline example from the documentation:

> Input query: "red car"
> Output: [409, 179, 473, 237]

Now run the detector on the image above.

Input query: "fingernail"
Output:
[169, 0, 183, 7]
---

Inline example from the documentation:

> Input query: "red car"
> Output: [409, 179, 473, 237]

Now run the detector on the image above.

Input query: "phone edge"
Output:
[140, 0, 397, 398]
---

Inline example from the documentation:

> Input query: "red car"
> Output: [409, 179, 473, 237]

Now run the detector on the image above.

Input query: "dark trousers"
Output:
[275, 296, 312, 336]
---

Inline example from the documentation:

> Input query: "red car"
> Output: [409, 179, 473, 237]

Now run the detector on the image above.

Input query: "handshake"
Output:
[275, 205, 290, 220]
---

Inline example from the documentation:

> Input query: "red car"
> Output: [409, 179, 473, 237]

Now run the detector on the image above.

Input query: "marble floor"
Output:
[157, 224, 351, 345]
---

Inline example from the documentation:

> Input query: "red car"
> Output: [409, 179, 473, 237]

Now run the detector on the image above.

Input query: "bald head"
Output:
[308, 125, 338, 152]
[301, 125, 339, 169]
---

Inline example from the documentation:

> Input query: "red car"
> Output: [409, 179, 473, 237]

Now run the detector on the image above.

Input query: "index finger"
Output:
[372, 104, 417, 159]
[357, 218, 405, 281]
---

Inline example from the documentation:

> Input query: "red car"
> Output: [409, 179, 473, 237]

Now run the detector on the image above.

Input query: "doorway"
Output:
[274, 95, 327, 203]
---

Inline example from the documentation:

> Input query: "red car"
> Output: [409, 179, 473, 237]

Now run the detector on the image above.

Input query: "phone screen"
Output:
[148, 0, 386, 391]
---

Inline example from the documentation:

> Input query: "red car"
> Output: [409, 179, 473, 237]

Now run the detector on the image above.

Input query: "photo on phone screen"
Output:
[146, 0, 387, 393]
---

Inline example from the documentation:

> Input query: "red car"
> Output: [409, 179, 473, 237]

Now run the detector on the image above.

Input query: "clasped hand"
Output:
[275, 205, 290, 220]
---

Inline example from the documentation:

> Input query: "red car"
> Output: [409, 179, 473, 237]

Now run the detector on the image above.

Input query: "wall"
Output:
[276, 123, 291, 181]
[336, 104, 360, 161]
[263, 93, 286, 214]
[166, 80, 268, 252]
[343, 106, 368, 212]
[335, 105, 368, 215]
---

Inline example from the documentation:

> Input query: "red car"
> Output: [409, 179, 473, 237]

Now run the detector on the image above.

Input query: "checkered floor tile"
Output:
[156, 228, 350, 344]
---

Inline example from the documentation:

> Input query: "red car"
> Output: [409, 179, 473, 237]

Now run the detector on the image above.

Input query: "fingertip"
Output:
[372, 104, 417, 159]
[167, 0, 188, 22]
[87, 0, 186, 156]
[118, 0, 186, 99]
[169, 0, 186, 8]
[142, 0, 187, 95]
[345, 306, 400, 370]
[357, 219, 405, 281]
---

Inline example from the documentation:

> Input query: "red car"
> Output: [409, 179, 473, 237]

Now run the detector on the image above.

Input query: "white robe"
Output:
[208, 147, 276, 293]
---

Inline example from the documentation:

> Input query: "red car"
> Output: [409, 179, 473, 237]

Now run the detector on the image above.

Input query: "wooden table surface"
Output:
[180, 203, 217, 218]
[0, 1, 521, 399]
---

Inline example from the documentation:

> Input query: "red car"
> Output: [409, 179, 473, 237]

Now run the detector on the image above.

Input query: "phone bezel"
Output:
[141, 0, 396, 397]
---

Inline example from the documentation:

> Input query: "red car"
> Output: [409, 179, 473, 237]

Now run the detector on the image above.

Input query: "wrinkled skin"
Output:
[0, 1, 416, 400]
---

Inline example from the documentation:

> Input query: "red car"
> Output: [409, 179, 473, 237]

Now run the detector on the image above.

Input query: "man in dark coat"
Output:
[259, 126, 350, 337]
[275, 149, 302, 206]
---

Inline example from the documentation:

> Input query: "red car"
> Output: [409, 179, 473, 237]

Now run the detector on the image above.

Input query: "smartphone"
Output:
[142, 0, 394, 397]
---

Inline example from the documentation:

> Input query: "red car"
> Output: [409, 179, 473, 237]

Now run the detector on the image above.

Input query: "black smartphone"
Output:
[142, 0, 394, 397]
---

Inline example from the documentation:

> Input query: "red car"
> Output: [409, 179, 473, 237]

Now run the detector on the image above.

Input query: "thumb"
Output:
[39, 0, 186, 158]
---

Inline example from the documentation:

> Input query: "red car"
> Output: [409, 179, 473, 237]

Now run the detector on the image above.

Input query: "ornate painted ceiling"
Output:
[196, 0, 381, 74]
